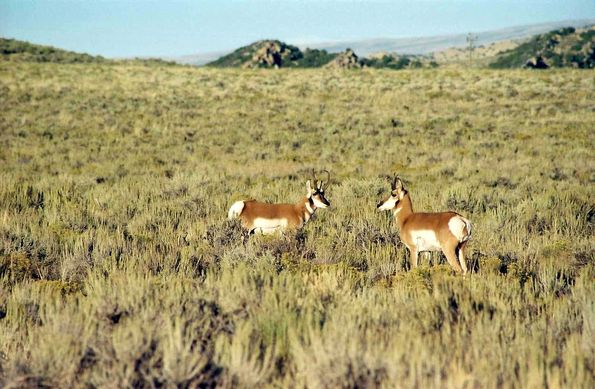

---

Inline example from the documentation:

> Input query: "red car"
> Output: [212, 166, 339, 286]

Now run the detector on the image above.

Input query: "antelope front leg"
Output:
[409, 247, 419, 269]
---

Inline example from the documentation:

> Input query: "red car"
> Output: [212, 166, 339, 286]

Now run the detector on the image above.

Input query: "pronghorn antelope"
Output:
[377, 175, 472, 273]
[228, 171, 331, 234]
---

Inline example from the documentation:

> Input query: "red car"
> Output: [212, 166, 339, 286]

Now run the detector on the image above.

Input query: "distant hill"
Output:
[205, 23, 595, 70]
[206, 40, 337, 68]
[205, 40, 439, 70]
[0, 38, 108, 63]
[173, 19, 595, 66]
[489, 26, 595, 68]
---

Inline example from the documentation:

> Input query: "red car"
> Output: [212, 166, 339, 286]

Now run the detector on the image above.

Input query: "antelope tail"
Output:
[461, 217, 472, 242]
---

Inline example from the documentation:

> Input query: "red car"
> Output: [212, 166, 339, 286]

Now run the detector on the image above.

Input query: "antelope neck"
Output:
[300, 196, 315, 221]
[393, 194, 413, 229]
[305, 196, 316, 213]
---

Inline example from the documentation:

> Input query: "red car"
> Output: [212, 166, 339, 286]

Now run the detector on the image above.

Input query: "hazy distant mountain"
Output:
[171, 51, 227, 66]
[303, 19, 595, 56]
[172, 19, 595, 65]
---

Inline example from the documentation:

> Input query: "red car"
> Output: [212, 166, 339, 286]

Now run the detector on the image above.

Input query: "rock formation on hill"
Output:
[242, 40, 302, 68]
[525, 56, 550, 69]
[246, 41, 283, 68]
[207, 40, 306, 68]
[325, 49, 362, 69]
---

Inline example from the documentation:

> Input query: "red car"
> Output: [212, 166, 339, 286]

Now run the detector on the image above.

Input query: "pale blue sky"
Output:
[1, 0, 594, 57]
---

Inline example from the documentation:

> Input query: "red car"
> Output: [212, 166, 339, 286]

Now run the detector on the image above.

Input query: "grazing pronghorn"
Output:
[228, 171, 331, 234]
[377, 175, 472, 273]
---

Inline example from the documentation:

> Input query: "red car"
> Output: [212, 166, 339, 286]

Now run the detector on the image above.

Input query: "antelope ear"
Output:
[306, 180, 313, 197]
[392, 178, 405, 197]
[395, 178, 404, 192]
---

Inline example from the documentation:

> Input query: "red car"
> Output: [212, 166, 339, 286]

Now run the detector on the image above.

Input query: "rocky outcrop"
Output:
[525, 56, 549, 69]
[242, 40, 301, 68]
[325, 49, 362, 69]
[245, 41, 282, 68]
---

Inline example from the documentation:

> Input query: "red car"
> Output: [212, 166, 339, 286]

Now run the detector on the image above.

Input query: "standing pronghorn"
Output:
[228, 171, 331, 234]
[377, 175, 472, 273]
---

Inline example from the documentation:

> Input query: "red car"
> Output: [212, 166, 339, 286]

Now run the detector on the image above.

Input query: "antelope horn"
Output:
[391, 174, 398, 191]
[321, 169, 331, 189]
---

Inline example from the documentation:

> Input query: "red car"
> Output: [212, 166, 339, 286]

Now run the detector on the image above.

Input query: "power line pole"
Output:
[466, 33, 478, 67]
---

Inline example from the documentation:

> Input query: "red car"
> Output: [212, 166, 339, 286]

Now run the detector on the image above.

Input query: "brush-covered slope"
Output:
[490, 26, 595, 68]
[362, 52, 438, 69]
[0, 38, 108, 63]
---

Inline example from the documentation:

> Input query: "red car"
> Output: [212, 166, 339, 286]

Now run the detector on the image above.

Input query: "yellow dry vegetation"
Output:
[0, 61, 593, 387]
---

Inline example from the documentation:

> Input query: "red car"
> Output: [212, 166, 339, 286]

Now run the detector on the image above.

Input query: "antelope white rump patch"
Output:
[448, 216, 471, 242]
[228, 201, 245, 219]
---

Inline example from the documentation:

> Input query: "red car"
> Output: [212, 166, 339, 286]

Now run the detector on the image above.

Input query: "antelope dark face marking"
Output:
[312, 188, 331, 208]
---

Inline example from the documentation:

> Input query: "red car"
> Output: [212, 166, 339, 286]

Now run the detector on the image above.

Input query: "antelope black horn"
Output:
[311, 169, 318, 188]
[321, 169, 331, 189]
[391, 174, 398, 191]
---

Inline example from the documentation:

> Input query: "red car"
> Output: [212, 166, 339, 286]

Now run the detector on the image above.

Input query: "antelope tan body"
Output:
[228, 172, 331, 235]
[228, 198, 315, 234]
[377, 176, 472, 273]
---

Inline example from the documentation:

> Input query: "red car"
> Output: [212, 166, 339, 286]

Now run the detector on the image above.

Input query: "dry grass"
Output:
[0, 61, 594, 387]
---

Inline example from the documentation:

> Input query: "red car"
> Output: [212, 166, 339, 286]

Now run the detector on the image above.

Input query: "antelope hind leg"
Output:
[442, 241, 463, 273]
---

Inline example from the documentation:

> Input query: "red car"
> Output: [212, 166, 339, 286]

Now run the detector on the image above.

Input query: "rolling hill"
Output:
[0, 38, 179, 66]
[0, 38, 107, 63]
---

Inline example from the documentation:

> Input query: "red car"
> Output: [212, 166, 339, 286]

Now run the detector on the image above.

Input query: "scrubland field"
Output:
[0, 61, 593, 388]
